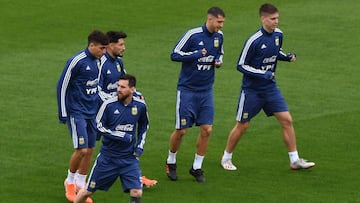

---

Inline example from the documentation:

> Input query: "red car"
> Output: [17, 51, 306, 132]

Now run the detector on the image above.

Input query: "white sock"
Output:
[167, 150, 177, 164]
[66, 169, 75, 184]
[222, 150, 232, 161]
[75, 172, 87, 189]
[192, 154, 204, 170]
[288, 151, 299, 164]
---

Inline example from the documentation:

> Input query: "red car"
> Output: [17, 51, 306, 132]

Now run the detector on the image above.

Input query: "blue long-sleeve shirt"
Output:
[57, 48, 100, 122]
[237, 27, 292, 91]
[96, 96, 149, 158]
[98, 53, 126, 100]
[171, 24, 224, 91]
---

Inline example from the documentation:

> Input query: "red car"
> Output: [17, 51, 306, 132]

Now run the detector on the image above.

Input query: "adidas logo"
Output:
[261, 44, 267, 49]
[107, 69, 111, 74]
[114, 109, 120, 114]
[198, 41, 204, 46]
[86, 66, 91, 70]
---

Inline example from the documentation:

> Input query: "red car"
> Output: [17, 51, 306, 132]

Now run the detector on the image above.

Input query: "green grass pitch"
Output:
[1, 0, 360, 202]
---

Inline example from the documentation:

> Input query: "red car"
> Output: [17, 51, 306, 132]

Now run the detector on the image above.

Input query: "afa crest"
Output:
[90, 181, 96, 189]
[116, 62, 122, 72]
[181, 118, 187, 126]
[79, 137, 85, 145]
[132, 106, 138, 115]
[275, 37, 279, 46]
[214, 37, 219, 48]
[243, 113, 249, 119]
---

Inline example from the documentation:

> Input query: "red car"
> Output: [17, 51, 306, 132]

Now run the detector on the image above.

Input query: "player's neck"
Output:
[262, 26, 274, 34]
[119, 96, 132, 106]
[108, 51, 116, 59]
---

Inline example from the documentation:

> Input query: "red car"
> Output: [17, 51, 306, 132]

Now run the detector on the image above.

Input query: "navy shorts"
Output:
[86, 153, 142, 193]
[235, 87, 288, 122]
[175, 89, 214, 129]
[67, 115, 97, 149]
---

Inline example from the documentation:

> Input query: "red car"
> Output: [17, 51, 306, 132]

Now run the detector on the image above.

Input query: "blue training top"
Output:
[237, 27, 293, 91]
[98, 52, 126, 100]
[171, 24, 224, 92]
[96, 96, 149, 158]
[57, 48, 100, 122]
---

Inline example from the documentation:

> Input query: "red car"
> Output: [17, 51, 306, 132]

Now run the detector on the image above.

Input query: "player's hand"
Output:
[59, 117, 67, 124]
[201, 48, 207, 56]
[290, 55, 296, 62]
[214, 59, 222, 68]
[288, 53, 296, 62]
[270, 72, 275, 80]
[133, 148, 143, 157]
[126, 133, 133, 143]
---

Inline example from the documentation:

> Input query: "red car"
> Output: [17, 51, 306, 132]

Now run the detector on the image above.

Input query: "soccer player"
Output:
[165, 6, 225, 182]
[98, 31, 127, 101]
[57, 30, 109, 203]
[98, 30, 157, 187]
[220, 3, 315, 171]
[74, 74, 149, 203]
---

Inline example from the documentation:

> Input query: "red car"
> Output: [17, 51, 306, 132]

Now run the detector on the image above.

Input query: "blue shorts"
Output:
[86, 153, 142, 193]
[175, 89, 214, 129]
[67, 115, 97, 149]
[235, 87, 288, 122]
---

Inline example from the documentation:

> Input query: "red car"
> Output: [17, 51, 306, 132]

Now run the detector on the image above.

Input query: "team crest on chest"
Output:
[116, 62, 122, 72]
[132, 106, 138, 115]
[275, 37, 279, 46]
[214, 37, 219, 48]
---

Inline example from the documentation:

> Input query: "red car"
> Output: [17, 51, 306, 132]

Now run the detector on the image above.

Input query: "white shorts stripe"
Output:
[236, 90, 245, 121]
[70, 116, 78, 148]
[175, 90, 181, 129]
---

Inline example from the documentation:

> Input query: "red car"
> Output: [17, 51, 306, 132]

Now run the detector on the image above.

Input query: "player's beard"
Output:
[115, 53, 123, 57]
[112, 49, 123, 57]
[115, 49, 124, 57]
[113, 53, 123, 57]
[118, 93, 130, 102]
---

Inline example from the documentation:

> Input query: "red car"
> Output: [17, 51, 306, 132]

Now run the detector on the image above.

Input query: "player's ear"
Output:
[130, 86, 136, 93]
[260, 16, 265, 23]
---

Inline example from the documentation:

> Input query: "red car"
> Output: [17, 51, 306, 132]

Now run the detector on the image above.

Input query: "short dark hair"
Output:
[106, 31, 127, 43]
[119, 74, 136, 88]
[87, 30, 109, 45]
[259, 3, 278, 16]
[207, 6, 225, 18]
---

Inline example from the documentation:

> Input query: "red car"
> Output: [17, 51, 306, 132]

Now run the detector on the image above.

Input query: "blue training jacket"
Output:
[96, 96, 149, 158]
[57, 48, 100, 123]
[237, 27, 293, 91]
[171, 24, 224, 92]
[98, 52, 126, 100]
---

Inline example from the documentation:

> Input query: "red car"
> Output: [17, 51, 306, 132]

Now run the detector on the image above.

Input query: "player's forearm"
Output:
[238, 64, 272, 80]
[97, 122, 133, 142]
[171, 50, 203, 62]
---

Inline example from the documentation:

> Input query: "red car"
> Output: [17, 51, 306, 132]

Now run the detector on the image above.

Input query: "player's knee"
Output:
[175, 129, 187, 137]
[130, 189, 142, 198]
[76, 148, 90, 157]
[282, 118, 293, 128]
[86, 147, 94, 155]
[200, 125, 212, 136]
[77, 188, 93, 200]
[237, 121, 249, 130]
[280, 115, 293, 127]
